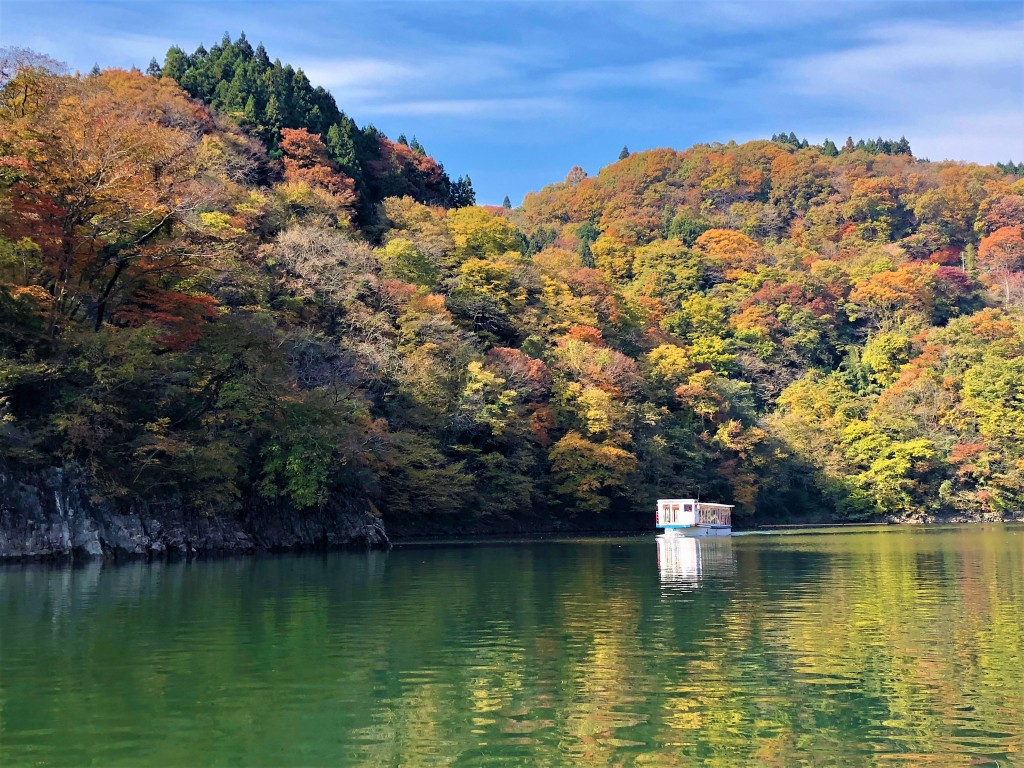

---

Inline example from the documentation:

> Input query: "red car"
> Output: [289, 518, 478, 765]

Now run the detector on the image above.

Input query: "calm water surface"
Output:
[1, 526, 1023, 766]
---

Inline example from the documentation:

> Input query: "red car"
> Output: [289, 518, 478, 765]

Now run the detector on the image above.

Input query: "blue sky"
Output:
[3, 0, 1022, 205]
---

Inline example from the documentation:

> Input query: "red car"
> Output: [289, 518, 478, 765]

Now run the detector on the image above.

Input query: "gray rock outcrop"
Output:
[0, 461, 388, 561]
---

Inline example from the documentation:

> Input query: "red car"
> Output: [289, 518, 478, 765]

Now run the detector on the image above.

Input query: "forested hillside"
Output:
[1, 43, 1022, 537]
[153, 34, 475, 221]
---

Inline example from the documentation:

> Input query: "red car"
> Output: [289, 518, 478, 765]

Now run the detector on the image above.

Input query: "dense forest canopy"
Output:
[1, 39, 1022, 532]
[153, 34, 474, 221]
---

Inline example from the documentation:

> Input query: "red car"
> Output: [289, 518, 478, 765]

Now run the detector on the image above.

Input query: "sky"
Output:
[2, 0, 1022, 205]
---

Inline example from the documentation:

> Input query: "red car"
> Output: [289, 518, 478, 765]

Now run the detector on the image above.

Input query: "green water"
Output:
[1, 526, 1023, 767]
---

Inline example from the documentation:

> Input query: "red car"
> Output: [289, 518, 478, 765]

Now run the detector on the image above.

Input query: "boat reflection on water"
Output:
[656, 535, 736, 592]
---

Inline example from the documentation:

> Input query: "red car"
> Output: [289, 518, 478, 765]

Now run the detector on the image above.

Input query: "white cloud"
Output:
[361, 97, 566, 118]
[553, 58, 707, 91]
[93, 32, 182, 65]
[911, 111, 1024, 164]
[626, 0, 874, 32]
[294, 43, 546, 107]
[784, 21, 1023, 101]
[299, 58, 419, 91]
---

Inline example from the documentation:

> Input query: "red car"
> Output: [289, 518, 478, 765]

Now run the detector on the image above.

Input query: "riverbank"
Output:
[0, 461, 388, 562]
[3, 459, 1019, 562]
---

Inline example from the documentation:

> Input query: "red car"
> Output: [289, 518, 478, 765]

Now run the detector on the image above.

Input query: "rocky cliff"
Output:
[0, 461, 389, 562]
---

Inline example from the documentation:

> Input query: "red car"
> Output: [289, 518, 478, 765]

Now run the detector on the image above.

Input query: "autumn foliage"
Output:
[1, 43, 1023, 531]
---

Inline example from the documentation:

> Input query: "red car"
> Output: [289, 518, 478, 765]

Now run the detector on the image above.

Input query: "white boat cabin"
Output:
[656, 498, 733, 537]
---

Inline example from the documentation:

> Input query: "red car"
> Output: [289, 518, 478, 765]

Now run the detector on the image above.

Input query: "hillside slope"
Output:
[1, 48, 1022, 558]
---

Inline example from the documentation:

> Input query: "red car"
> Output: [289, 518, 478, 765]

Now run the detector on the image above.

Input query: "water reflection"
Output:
[1, 528, 1023, 767]
[656, 535, 736, 591]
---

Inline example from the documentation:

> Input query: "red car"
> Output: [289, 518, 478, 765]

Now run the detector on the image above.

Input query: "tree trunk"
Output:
[93, 258, 129, 331]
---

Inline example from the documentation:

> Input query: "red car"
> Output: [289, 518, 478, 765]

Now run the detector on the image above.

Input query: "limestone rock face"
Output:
[0, 462, 388, 561]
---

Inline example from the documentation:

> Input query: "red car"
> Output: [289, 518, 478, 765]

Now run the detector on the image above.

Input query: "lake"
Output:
[1, 525, 1022, 766]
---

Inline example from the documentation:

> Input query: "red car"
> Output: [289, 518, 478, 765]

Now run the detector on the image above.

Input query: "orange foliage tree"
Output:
[0, 67, 208, 332]
[977, 226, 1024, 306]
[694, 228, 764, 274]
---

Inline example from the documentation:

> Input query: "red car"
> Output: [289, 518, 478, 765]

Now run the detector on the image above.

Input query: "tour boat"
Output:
[655, 498, 733, 537]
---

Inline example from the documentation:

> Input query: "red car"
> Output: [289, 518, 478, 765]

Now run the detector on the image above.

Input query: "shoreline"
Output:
[4, 518, 1022, 567]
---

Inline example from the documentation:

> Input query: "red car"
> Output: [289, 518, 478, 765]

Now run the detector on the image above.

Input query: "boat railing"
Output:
[697, 504, 731, 527]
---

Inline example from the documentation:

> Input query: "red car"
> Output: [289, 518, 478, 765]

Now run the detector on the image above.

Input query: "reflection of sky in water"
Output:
[657, 536, 736, 592]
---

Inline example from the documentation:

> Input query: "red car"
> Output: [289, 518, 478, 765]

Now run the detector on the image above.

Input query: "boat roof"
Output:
[657, 498, 734, 507]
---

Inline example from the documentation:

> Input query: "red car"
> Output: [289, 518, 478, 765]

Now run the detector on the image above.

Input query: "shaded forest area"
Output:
[1, 37, 1023, 534]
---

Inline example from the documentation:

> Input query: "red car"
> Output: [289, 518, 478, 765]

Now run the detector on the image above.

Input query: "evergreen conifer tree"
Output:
[264, 94, 282, 134]
[243, 95, 257, 125]
[449, 176, 476, 207]
[162, 46, 188, 82]
[502, 195, 512, 209]
[619, 145, 630, 160]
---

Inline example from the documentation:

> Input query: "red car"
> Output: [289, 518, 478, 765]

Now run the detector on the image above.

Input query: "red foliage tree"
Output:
[279, 127, 357, 208]
[113, 287, 218, 352]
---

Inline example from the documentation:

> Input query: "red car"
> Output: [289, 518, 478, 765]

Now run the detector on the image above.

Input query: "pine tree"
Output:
[146, 58, 162, 77]
[243, 94, 257, 125]
[822, 139, 839, 157]
[325, 122, 359, 178]
[162, 46, 188, 82]
[397, 133, 409, 146]
[254, 43, 271, 69]
[502, 195, 512, 209]
[236, 31, 253, 57]
[449, 176, 476, 208]
[264, 93, 282, 134]
[580, 240, 595, 268]
[410, 136, 425, 155]
[843, 136, 855, 153]
[619, 145, 630, 160]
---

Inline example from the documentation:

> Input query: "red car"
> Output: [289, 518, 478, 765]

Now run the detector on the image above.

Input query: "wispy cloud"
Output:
[553, 58, 707, 91]
[299, 58, 420, 92]
[911, 111, 1024, 164]
[362, 97, 567, 118]
[93, 32, 181, 63]
[5, 0, 1022, 203]
[784, 21, 1022, 102]
[762, 18, 1024, 160]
